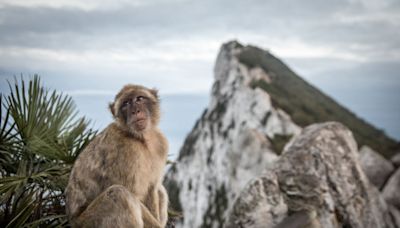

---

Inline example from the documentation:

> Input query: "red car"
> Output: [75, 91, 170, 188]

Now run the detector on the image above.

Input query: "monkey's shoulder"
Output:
[71, 126, 130, 162]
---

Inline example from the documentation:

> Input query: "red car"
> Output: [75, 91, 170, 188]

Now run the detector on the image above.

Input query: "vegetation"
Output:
[0, 76, 96, 227]
[239, 46, 398, 158]
[269, 134, 293, 155]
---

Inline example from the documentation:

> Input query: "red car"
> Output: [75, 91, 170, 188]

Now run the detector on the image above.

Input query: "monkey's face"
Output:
[110, 85, 160, 137]
[120, 94, 151, 131]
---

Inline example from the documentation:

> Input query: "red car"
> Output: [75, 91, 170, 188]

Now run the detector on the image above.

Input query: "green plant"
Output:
[240, 46, 397, 158]
[269, 134, 293, 155]
[0, 76, 96, 227]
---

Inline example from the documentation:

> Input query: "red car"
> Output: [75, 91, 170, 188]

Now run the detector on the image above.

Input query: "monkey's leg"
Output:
[141, 203, 164, 228]
[158, 185, 169, 227]
[76, 185, 162, 228]
[76, 185, 144, 228]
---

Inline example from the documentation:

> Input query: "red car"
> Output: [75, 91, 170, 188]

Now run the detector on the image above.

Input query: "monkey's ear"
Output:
[109, 102, 116, 117]
[150, 88, 159, 99]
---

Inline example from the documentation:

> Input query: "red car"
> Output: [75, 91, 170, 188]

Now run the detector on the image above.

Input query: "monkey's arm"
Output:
[140, 202, 163, 228]
[143, 184, 168, 227]
[158, 185, 169, 226]
[144, 185, 162, 221]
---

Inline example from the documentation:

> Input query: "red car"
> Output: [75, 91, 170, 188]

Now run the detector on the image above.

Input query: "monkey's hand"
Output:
[140, 203, 163, 228]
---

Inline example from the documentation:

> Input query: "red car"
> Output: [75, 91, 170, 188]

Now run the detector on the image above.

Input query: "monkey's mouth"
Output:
[133, 118, 147, 130]
[134, 117, 146, 123]
[136, 119, 146, 124]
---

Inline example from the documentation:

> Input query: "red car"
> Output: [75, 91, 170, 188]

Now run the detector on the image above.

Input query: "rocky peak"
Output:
[166, 41, 301, 228]
[165, 40, 399, 228]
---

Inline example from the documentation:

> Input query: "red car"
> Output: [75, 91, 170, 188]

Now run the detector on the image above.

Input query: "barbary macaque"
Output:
[65, 84, 168, 228]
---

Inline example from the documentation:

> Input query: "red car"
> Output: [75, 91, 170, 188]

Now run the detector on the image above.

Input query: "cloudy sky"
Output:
[0, 0, 399, 155]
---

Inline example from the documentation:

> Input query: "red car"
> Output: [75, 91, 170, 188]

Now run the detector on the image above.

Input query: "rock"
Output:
[165, 40, 399, 228]
[383, 168, 400, 210]
[389, 206, 400, 228]
[165, 41, 300, 228]
[359, 145, 395, 189]
[227, 122, 396, 228]
[224, 170, 288, 228]
[391, 153, 400, 168]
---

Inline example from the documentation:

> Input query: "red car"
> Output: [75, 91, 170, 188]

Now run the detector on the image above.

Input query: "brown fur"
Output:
[65, 84, 168, 228]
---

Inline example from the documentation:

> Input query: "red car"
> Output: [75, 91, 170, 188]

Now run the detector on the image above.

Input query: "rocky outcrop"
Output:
[224, 170, 288, 228]
[227, 122, 396, 228]
[359, 146, 395, 189]
[383, 168, 400, 209]
[391, 153, 400, 168]
[166, 41, 300, 228]
[165, 40, 399, 228]
[389, 206, 400, 227]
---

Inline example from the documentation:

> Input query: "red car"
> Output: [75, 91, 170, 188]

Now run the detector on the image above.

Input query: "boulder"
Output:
[224, 170, 287, 228]
[359, 145, 395, 189]
[389, 206, 400, 228]
[383, 168, 400, 210]
[227, 122, 396, 228]
[391, 153, 400, 168]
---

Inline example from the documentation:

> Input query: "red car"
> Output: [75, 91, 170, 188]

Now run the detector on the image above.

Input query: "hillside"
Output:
[237, 44, 397, 158]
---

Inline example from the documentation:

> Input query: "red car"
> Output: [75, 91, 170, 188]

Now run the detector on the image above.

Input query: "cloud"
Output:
[0, 0, 398, 102]
[0, 0, 399, 90]
[0, 0, 399, 140]
[0, 0, 398, 61]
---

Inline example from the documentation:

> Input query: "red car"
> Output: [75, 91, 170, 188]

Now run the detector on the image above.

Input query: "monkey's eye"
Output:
[136, 96, 145, 102]
[122, 100, 130, 107]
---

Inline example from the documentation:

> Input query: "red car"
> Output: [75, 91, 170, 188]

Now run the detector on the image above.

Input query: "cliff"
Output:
[165, 41, 400, 228]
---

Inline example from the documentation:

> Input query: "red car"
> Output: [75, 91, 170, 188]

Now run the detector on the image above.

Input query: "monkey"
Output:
[65, 84, 169, 228]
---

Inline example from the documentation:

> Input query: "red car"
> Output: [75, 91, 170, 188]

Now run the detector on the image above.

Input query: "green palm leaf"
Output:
[0, 75, 97, 227]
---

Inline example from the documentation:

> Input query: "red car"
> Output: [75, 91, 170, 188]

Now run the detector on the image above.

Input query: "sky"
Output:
[0, 0, 399, 157]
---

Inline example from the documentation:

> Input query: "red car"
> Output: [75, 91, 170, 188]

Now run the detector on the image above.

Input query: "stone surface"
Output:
[164, 40, 399, 228]
[227, 122, 397, 228]
[165, 41, 300, 228]
[391, 153, 400, 168]
[359, 145, 395, 189]
[383, 168, 400, 210]
[224, 170, 288, 228]
[389, 206, 400, 228]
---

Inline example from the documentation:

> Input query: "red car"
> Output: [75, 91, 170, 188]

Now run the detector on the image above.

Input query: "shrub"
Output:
[0, 76, 96, 227]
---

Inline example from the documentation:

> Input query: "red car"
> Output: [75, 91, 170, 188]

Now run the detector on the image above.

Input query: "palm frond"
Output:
[0, 75, 97, 227]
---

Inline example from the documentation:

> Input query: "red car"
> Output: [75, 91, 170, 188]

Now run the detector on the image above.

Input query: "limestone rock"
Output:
[165, 41, 300, 228]
[164, 40, 399, 228]
[359, 145, 395, 189]
[391, 153, 400, 168]
[389, 206, 400, 228]
[227, 122, 397, 228]
[383, 168, 400, 210]
[224, 170, 288, 228]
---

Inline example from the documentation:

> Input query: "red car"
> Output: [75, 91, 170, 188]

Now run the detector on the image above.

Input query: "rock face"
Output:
[224, 170, 288, 228]
[383, 168, 400, 210]
[166, 41, 300, 228]
[392, 153, 400, 168]
[165, 40, 399, 228]
[359, 146, 395, 189]
[227, 122, 396, 228]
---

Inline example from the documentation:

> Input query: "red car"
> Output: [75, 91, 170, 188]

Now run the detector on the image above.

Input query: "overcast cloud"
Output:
[0, 0, 399, 142]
